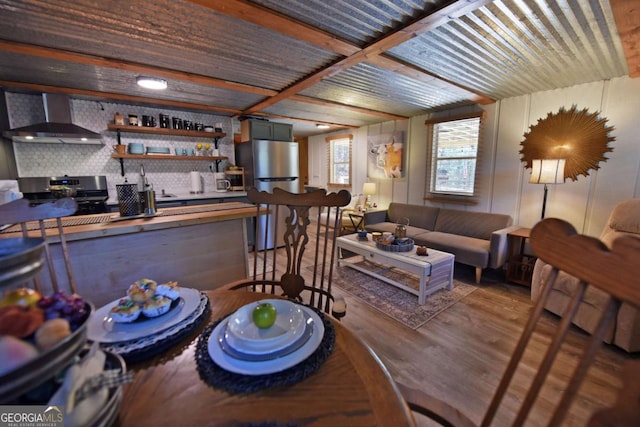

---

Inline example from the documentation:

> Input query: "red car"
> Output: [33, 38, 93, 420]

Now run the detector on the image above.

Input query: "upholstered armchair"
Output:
[531, 198, 640, 352]
[318, 193, 365, 233]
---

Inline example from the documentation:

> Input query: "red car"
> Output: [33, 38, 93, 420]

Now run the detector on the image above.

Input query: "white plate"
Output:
[207, 305, 324, 376]
[87, 287, 201, 344]
[225, 299, 305, 353]
[219, 313, 314, 361]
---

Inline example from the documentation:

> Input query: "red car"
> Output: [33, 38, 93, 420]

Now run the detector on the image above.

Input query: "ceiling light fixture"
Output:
[136, 76, 168, 90]
[316, 124, 330, 129]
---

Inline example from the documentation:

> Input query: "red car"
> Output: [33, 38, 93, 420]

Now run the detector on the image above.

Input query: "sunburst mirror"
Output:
[520, 106, 615, 181]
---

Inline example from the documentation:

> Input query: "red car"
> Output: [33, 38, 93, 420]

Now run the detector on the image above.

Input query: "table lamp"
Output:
[362, 182, 377, 209]
[530, 159, 565, 219]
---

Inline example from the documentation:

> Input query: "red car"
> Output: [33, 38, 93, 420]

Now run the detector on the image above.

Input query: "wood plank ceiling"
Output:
[0, 0, 637, 137]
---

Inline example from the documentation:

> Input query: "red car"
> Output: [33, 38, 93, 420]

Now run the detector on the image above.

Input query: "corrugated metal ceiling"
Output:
[388, 0, 629, 99]
[0, 0, 634, 137]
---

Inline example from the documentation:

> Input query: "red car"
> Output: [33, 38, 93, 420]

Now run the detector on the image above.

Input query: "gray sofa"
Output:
[364, 203, 514, 283]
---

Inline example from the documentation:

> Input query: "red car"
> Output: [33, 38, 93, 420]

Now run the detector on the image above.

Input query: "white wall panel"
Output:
[311, 77, 639, 239]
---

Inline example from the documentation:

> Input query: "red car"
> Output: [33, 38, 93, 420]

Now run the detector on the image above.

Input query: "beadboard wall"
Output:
[7, 92, 237, 198]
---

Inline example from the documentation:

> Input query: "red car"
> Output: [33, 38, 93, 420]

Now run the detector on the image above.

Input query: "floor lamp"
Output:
[530, 159, 565, 220]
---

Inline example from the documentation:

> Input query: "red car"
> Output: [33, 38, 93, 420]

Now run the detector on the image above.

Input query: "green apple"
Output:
[252, 302, 277, 329]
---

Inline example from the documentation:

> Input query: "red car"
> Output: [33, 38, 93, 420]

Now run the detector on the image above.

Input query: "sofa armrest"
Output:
[489, 225, 522, 269]
[363, 209, 388, 225]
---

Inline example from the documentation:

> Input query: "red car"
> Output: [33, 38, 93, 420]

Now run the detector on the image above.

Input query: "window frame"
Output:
[425, 112, 484, 201]
[326, 133, 353, 187]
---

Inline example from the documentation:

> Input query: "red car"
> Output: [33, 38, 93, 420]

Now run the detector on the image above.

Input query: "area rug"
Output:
[332, 259, 477, 330]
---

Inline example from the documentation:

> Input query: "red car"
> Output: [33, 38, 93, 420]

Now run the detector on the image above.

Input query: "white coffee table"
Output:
[336, 233, 455, 305]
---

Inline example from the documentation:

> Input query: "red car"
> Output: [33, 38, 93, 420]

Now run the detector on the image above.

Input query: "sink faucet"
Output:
[138, 163, 147, 190]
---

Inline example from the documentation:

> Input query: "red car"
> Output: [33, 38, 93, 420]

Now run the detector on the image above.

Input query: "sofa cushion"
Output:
[364, 222, 396, 234]
[387, 203, 439, 231]
[607, 198, 640, 234]
[417, 231, 490, 268]
[599, 199, 640, 248]
[434, 209, 512, 240]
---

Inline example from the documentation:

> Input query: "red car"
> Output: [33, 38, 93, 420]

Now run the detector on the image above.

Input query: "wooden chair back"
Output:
[226, 187, 351, 317]
[0, 197, 78, 294]
[399, 217, 640, 426]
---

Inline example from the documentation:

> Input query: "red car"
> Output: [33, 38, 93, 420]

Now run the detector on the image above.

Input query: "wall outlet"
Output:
[208, 162, 215, 172]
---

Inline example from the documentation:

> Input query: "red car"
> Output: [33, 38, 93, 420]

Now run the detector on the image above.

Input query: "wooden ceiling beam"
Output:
[0, 80, 370, 128]
[0, 80, 243, 115]
[358, 0, 495, 55]
[289, 95, 409, 120]
[240, 0, 494, 115]
[0, 39, 278, 97]
[188, 0, 360, 57]
[248, 112, 359, 130]
[0, 39, 405, 125]
[610, 0, 640, 78]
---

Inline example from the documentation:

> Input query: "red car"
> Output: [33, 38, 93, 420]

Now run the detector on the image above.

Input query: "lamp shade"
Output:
[530, 159, 566, 184]
[362, 182, 377, 195]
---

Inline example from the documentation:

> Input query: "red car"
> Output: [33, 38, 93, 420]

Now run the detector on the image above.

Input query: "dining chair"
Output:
[0, 197, 78, 293]
[222, 187, 351, 318]
[397, 217, 640, 426]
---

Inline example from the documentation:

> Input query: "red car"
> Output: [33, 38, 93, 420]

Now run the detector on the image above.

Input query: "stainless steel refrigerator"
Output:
[235, 139, 299, 249]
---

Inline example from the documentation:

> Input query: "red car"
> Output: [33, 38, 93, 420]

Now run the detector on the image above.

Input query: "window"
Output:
[326, 134, 352, 186]
[426, 114, 482, 196]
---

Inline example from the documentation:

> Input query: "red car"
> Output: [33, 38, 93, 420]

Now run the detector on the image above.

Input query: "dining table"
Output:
[114, 289, 415, 426]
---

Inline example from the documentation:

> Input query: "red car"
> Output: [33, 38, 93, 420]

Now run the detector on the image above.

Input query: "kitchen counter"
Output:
[1, 202, 256, 307]
[106, 191, 247, 208]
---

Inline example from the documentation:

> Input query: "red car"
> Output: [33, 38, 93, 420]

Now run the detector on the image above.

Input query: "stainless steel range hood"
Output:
[3, 93, 103, 144]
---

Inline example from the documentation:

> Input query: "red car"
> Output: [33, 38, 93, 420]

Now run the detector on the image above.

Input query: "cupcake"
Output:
[110, 298, 141, 323]
[156, 281, 180, 300]
[142, 295, 172, 318]
[127, 278, 157, 302]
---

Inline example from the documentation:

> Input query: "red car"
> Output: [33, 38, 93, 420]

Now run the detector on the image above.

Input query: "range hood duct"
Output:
[3, 93, 102, 144]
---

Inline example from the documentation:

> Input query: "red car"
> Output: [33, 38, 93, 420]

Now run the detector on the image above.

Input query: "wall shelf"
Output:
[111, 154, 227, 161]
[108, 124, 228, 176]
[107, 124, 226, 140]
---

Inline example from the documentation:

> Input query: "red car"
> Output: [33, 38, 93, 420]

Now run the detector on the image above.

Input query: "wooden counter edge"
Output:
[1, 203, 259, 243]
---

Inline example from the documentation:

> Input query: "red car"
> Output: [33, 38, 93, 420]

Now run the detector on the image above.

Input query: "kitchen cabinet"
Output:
[107, 124, 228, 176]
[240, 119, 293, 141]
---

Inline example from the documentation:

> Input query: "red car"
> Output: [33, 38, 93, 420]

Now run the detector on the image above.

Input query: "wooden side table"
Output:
[506, 227, 537, 287]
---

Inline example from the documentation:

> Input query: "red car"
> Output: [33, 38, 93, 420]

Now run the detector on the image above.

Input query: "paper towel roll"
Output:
[190, 171, 202, 194]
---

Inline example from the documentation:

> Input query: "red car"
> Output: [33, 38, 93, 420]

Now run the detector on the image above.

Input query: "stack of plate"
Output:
[208, 299, 324, 375]
[146, 146, 171, 155]
[87, 287, 207, 358]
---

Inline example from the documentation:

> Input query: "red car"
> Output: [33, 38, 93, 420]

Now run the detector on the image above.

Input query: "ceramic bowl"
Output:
[225, 299, 305, 353]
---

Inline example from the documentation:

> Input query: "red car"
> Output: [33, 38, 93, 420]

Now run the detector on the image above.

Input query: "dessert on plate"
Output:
[156, 281, 180, 300]
[128, 278, 157, 302]
[110, 298, 141, 323]
[141, 295, 173, 318]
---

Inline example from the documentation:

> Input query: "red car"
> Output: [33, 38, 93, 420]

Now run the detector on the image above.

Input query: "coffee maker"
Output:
[214, 172, 231, 192]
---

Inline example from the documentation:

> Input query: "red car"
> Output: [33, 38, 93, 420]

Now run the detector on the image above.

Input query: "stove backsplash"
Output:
[7, 92, 237, 199]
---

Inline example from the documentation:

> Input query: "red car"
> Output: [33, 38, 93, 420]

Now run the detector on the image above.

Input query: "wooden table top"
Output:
[116, 290, 415, 426]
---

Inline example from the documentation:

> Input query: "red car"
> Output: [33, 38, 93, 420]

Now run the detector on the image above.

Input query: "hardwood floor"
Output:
[287, 226, 636, 426]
